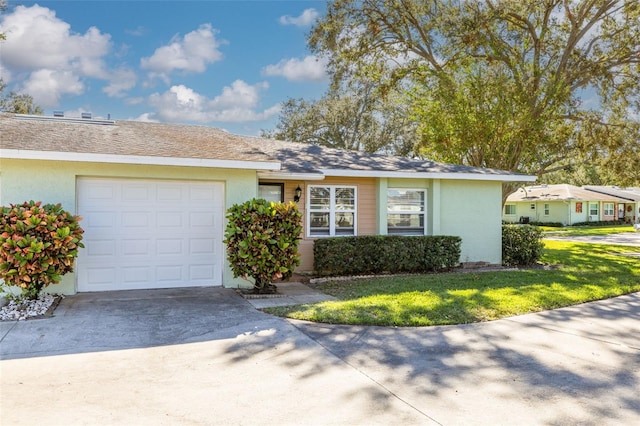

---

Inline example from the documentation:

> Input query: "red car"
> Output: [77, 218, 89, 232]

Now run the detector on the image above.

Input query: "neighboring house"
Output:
[503, 184, 631, 225]
[583, 186, 640, 224]
[1, 113, 535, 294]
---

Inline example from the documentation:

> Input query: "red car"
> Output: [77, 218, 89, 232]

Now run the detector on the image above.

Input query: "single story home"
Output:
[1, 112, 535, 294]
[583, 186, 640, 224]
[503, 184, 633, 225]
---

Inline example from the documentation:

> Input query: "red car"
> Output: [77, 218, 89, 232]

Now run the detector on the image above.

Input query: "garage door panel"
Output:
[157, 211, 183, 227]
[189, 264, 215, 281]
[122, 184, 151, 202]
[156, 184, 184, 201]
[157, 265, 183, 281]
[157, 239, 184, 255]
[86, 240, 116, 256]
[77, 178, 224, 292]
[122, 239, 151, 256]
[83, 211, 116, 229]
[122, 266, 151, 284]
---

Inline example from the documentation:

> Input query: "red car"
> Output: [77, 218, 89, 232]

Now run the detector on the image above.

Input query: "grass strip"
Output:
[264, 240, 640, 326]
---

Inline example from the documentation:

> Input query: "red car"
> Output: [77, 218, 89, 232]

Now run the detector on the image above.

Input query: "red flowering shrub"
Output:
[0, 201, 84, 299]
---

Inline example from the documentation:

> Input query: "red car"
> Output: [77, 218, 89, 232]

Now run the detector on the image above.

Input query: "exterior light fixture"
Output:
[294, 185, 302, 202]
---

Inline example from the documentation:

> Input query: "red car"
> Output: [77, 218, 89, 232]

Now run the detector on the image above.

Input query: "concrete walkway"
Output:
[1, 286, 639, 425]
[544, 231, 640, 247]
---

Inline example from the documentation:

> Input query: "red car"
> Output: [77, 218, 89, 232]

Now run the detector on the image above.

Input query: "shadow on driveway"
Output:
[0, 287, 277, 360]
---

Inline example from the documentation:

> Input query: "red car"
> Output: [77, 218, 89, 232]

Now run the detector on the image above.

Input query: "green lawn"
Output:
[264, 240, 640, 326]
[540, 224, 636, 236]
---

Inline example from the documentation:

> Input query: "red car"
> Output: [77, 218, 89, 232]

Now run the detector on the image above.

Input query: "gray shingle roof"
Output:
[584, 186, 640, 202]
[1, 113, 535, 181]
[507, 184, 629, 202]
[1, 113, 274, 164]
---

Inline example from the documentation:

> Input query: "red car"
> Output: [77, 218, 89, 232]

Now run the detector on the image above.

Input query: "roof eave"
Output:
[319, 169, 537, 182]
[257, 171, 326, 181]
[0, 149, 281, 171]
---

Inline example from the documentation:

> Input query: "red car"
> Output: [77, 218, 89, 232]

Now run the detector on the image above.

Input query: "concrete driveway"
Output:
[544, 231, 640, 246]
[1, 287, 639, 425]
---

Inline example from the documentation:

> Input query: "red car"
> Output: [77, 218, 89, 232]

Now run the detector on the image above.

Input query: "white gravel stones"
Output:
[0, 294, 60, 321]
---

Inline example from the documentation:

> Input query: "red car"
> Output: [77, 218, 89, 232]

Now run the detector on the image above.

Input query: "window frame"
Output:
[589, 202, 599, 216]
[504, 204, 516, 215]
[387, 188, 427, 235]
[604, 202, 614, 216]
[544, 203, 550, 216]
[306, 185, 357, 237]
[258, 183, 284, 203]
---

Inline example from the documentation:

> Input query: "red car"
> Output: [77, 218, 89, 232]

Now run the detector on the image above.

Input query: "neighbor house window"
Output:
[576, 202, 582, 213]
[258, 183, 284, 203]
[530, 203, 536, 210]
[589, 203, 599, 216]
[604, 203, 614, 216]
[308, 186, 356, 237]
[387, 189, 426, 235]
[544, 204, 550, 216]
[504, 204, 516, 215]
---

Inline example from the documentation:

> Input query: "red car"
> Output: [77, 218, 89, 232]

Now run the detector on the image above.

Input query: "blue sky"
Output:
[0, 1, 330, 135]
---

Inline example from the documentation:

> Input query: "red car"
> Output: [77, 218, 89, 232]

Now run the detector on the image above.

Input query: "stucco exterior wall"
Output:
[438, 180, 503, 265]
[295, 176, 377, 272]
[503, 200, 590, 225]
[0, 159, 259, 294]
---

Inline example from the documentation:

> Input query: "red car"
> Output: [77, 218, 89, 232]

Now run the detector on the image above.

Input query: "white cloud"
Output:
[140, 24, 225, 80]
[147, 81, 280, 123]
[210, 80, 268, 109]
[279, 8, 319, 27]
[0, 4, 136, 106]
[20, 69, 84, 106]
[0, 6, 111, 73]
[262, 55, 328, 82]
[103, 68, 137, 97]
[133, 113, 160, 123]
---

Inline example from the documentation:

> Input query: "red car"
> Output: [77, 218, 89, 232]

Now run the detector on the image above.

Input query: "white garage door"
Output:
[76, 177, 224, 292]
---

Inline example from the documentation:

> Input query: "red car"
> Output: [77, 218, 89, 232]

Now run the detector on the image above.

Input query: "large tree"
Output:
[263, 81, 419, 156]
[309, 0, 640, 198]
[0, 0, 6, 40]
[0, 79, 43, 115]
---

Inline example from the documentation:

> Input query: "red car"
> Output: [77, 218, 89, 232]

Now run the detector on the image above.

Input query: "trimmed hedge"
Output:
[571, 220, 625, 227]
[313, 235, 461, 276]
[502, 225, 544, 267]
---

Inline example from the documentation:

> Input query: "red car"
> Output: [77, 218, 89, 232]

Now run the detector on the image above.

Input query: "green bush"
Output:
[314, 235, 461, 276]
[528, 221, 564, 227]
[571, 220, 625, 227]
[502, 225, 544, 267]
[0, 201, 84, 299]
[224, 199, 302, 294]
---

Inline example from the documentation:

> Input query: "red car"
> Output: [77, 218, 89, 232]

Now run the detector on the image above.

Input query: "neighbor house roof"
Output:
[1, 113, 536, 182]
[584, 186, 640, 202]
[507, 184, 628, 202]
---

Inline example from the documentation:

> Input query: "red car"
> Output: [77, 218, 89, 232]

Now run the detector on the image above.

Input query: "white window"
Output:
[504, 204, 516, 215]
[544, 204, 550, 216]
[387, 189, 426, 235]
[258, 183, 283, 203]
[589, 203, 599, 216]
[308, 186, 356, 237]
[530, 203, 536, 210]
[604, 203, 614, 216]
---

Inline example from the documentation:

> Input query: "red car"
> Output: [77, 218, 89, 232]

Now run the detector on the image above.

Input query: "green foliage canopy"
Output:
[308, 0, 640, 193]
